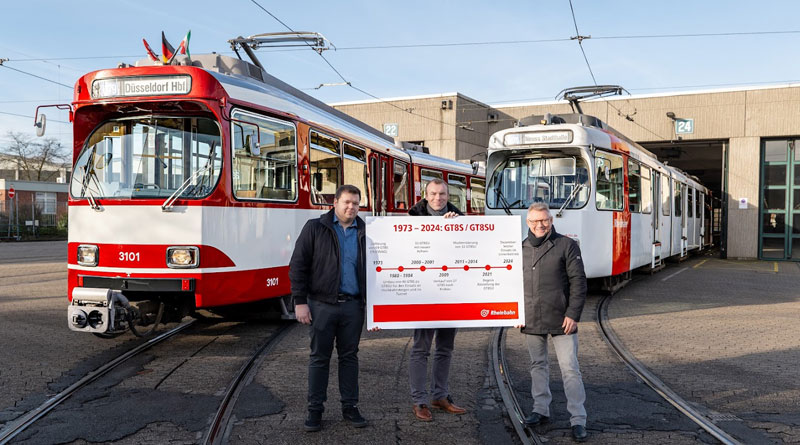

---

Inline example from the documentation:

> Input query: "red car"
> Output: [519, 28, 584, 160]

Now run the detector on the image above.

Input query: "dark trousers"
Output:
[307, 298, 364, 412]
[409, 328, 457, 404]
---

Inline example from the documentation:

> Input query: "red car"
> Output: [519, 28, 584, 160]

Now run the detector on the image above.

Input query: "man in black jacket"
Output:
[518, 202, 588, 442]
[407, 179, 467, 421]
[289, 184, 367, 432]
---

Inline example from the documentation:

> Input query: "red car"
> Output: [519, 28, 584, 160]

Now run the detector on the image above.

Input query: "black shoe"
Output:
[342, 406, 368, 428]
[523, 412, 549, 426]
[571, 424, 588, 442]
[304, 410, 322, 432]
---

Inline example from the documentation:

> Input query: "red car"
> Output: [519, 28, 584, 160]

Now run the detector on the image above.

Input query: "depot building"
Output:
[332, 84, 800, 261]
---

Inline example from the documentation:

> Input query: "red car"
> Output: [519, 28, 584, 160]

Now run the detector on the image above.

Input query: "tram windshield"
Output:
[71, 117, 222, 199]
[487, 154, 590, 210]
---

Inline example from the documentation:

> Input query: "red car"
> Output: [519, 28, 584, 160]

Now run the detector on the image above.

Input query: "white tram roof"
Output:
[488, 113, 708, 192]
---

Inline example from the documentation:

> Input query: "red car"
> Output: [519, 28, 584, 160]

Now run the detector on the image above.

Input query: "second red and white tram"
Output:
[485, 113, 711, 287]
[55, 47, 484, 336]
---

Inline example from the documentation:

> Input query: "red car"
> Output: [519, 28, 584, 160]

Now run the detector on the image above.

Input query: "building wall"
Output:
[332, 84, 800, 260]
[726, 137, 760, 258]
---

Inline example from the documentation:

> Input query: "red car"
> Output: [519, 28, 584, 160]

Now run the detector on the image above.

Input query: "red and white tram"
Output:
[51, 48, 484, 336]
[485, 113, 712, 288]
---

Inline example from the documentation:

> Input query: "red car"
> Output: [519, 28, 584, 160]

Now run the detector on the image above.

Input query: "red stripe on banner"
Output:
[373, 302, 519, 322]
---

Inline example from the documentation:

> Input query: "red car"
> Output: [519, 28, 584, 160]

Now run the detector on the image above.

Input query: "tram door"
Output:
[680, 183, 688, 257]
[369, 154, 390, 216]
[660, 174, 673, 257]
[652, 171, 662, 266]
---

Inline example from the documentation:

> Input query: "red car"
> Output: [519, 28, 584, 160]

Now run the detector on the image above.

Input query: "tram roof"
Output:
[134, 54, 413, 163]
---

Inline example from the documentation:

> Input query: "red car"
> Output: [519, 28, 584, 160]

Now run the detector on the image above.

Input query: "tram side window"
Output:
[595, 151, 624, 211]
[694, 190, 703, 218]
[309, 130, 341, 205]
[232, 111, 297, 201]
[420, 169, 443, 199]
[674, 181, 683, 217]
[628, 160, 641, 213]
[641, 166, 652, 213]
[470, 177, 486, 213]
[688, 188, 694, 218]
[342, 143, 368, 207]
[662, 176, 671, 216]
[393, 161, 409, 210]
[448, 174, 468, 213]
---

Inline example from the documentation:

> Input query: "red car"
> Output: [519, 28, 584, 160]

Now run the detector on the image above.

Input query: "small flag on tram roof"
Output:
[142, 38, 159, 62]
[161, 31, 176, 64]
[176, 30, 191, 58]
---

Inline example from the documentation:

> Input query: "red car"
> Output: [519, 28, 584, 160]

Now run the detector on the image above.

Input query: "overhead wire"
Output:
[0, 63, 72, 89]
[566, 0, 667, 141]
[248, 0, 492, 138]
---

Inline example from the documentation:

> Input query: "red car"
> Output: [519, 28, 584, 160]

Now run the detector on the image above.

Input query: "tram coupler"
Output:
[68, 288, 132, 334]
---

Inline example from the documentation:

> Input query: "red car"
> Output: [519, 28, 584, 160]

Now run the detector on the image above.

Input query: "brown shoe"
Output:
[412, 404, 433, 421]
[431, 396, 467, 414]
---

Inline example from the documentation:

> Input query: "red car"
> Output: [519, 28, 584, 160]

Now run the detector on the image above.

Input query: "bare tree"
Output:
[1, 132, 69, 181]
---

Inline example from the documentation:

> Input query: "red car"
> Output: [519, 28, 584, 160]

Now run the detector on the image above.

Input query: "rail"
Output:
[596, 295, 742, 445]
[0, 319, 196, 445]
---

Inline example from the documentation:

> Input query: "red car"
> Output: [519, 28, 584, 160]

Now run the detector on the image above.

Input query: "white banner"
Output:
[366, 215, 524, 329]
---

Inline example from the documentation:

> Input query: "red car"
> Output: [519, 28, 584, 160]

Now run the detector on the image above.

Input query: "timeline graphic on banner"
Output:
[366, 215, 524, 330]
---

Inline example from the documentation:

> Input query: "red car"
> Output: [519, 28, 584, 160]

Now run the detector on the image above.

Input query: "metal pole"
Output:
[15, 194, 19, 240]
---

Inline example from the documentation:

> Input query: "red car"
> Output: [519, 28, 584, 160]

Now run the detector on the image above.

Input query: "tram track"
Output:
[596, 293, 742, 445]
[0, 319, 197, 445]
[202, 322, 294, 445]
[491, 327, 544, 445]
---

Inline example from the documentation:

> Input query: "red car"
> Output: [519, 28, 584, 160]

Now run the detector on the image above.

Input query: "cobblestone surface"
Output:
[0, 242, 137, 421]
[231, 325, 517, 444]
[608, 254, 800, 444]
[504, 298, 711, 444]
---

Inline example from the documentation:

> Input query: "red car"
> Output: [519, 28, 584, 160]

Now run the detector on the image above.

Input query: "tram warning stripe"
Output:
[373, 302, 519, 322]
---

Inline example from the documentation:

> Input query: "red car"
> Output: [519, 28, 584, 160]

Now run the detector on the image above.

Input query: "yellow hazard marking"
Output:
[774, 262, 779, 272]
[693, 259, 709, 269]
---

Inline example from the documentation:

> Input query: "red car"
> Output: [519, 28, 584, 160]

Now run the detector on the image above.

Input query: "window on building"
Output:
[470, 177, 486, 213]
[231, 111, 297, 201]
[595, 151, 624, 211]
[342, 143, 367, 207]
[309, 130, 341, 205]
[447, 174, 467, 212]
[420, 168, 443, 199]
[35, 192, 57, 215]
[393, 161, 409, 210]
[641, 165, 652, 214]
[628, 160, 641, 213]
[662, 175, 671, 216]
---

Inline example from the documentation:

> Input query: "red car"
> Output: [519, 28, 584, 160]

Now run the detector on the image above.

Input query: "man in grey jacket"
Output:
[517, 202, 588, 442]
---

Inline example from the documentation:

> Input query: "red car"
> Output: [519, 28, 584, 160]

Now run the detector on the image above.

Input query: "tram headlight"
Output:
[166, 246, 199, 268]
[77, 244, 99, 266]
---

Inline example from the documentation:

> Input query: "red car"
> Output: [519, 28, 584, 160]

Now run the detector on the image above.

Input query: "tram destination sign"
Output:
[91, 75, 192, 99]
[504, 130, 573, 146]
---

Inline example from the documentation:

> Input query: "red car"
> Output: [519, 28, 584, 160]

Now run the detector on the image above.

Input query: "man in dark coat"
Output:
[289, 185, 368, 432]
[517, 202, 588, 442]
[407, 178, 467, 421]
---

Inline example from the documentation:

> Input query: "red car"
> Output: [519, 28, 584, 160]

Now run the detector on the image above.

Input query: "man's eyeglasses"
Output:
[527, 219, 552, 226]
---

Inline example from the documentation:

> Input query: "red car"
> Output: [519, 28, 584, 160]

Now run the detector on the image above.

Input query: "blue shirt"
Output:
[333, 214, 360, 296]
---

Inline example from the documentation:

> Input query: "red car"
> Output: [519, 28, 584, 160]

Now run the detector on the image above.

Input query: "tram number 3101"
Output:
[119, 252, 140, 262]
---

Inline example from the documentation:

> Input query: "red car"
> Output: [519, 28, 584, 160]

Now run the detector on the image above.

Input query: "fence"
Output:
[0, 199, 68, 240]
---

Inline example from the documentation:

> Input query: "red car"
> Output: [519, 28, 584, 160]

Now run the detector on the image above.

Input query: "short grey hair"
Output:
[527, 202, 551, 216]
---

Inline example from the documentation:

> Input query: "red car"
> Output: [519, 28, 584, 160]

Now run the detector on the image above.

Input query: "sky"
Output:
[3, 0, 800, 152]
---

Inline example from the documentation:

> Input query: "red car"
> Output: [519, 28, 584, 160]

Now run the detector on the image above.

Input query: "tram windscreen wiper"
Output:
[493, 172, 512, 215]
[161, 141, 217, 211]
[79, 148, 103, 211]
[556, 183, 585, 217]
